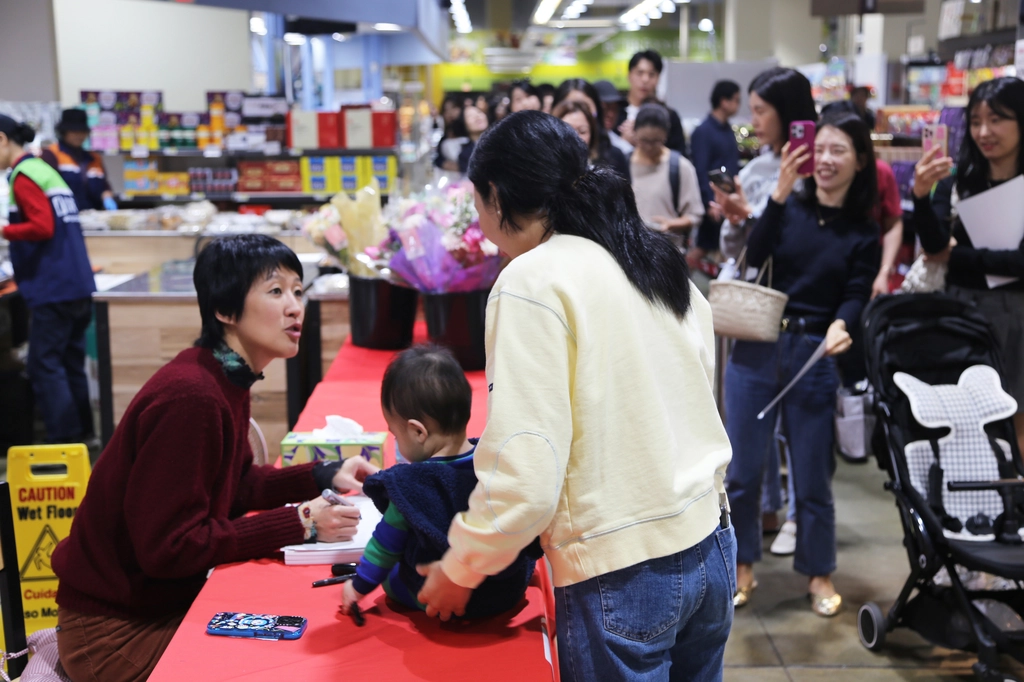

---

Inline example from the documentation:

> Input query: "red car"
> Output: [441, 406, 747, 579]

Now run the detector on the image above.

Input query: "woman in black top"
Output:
[910, 76, 1024, 457]
[725, 111, 880, 617]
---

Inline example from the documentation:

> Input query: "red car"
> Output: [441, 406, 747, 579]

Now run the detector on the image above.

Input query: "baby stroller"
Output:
[859, 293, 1024, 681]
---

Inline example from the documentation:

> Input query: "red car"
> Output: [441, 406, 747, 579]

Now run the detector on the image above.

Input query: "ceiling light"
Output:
[564, 8, 582, 18]
[283, 32, 306, 45]
[332, 32, 346, 41]
[249, 16, 266, 34]
[649, 7, 662, 19]
[620, 0, 666, 24]
[374, 23, 403, 31]
[534, 0, 562, 24]
[626, 21, 640, 30]
[660, 0, 676, 11]
[698, 18, 713, 31]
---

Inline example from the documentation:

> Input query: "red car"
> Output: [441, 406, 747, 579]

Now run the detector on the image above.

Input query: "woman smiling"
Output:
[51, 235, 378, 682]
[724, 111, 880, 617]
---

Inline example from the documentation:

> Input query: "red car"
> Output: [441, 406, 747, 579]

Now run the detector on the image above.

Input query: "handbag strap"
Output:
[735, 247, 774, 288]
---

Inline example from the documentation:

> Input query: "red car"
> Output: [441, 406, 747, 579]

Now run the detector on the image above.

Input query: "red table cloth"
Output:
[149, 324, 559, 681]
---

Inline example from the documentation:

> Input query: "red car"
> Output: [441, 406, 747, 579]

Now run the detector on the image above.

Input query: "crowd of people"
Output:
[430, 50, 1024, 625]
[4, 42, 1024, 682]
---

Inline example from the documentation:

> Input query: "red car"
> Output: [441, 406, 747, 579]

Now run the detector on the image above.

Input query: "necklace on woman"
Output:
[816, 205, 840, 226]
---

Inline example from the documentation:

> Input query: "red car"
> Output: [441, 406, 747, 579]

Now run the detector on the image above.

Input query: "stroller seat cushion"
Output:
[895, 365, 1019, 540]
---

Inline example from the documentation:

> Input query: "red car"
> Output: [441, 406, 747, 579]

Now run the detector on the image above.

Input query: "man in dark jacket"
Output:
[615, 50, 688, 158]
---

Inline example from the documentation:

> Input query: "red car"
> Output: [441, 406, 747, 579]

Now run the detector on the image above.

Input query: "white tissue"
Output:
[310, 415, 364, 440]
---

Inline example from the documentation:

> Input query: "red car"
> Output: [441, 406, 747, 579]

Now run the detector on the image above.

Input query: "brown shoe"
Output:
[733, 581, 758, 608]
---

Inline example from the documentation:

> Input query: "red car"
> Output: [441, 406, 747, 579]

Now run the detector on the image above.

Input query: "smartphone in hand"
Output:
[206, 612, 308, 640]
[709, 168, 736, 194]
[789, 120, 816, 175]
[922, 123, 948, 157]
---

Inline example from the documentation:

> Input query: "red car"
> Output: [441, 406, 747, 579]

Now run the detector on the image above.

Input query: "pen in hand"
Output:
[322, 489, 353, 506]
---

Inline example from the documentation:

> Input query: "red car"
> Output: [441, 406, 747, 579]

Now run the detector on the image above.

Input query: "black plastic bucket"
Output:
[348, 276, 419, 350]
[423, 289, 489, 371]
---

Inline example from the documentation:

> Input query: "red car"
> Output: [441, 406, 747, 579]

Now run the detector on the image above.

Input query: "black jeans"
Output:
[28, 298, 94, 442]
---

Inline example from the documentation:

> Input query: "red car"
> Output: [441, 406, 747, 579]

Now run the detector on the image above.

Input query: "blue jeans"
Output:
[28, 299, 93, 442]
[724, 333, 839, 576]
[556, 527, 735, 682]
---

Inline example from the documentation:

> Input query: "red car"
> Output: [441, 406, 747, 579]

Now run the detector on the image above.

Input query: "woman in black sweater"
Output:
[910, 76, 1024, 457]
[725, 111, 880, 617]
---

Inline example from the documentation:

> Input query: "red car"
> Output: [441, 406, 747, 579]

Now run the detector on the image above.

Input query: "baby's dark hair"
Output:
[381, 344, 471, 435]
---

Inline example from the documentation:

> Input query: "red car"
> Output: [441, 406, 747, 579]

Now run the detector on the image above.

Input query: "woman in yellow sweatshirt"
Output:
[417, 111, 735, 682]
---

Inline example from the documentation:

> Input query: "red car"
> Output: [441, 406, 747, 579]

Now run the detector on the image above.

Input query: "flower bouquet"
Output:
[300, 203, 349, 267]
[384, 181, 504, 370]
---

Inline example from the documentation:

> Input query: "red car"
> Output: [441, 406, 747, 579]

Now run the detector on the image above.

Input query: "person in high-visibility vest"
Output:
[39, 109, 117, 212]
[0, 114, 96, 443]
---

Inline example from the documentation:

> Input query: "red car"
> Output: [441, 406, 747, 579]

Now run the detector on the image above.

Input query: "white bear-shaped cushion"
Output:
[894, 365, 1018, 540]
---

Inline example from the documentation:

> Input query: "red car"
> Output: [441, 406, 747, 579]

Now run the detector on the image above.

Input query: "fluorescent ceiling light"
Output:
[621, 0, 666, 24]
[698, 18, 714, 31]
[534, 0, 561, 24]
[649, 7, 662, 19]
[283, 32, 306, 45]
[637, 14, 651, 26]
[544, 18, 617, 28]
[374, 23, 403, 31]
[626, 21, 640, 31]
[660, 0, 676, 11]
[249, 16, 267, 34]
[332, 32, 346, 41]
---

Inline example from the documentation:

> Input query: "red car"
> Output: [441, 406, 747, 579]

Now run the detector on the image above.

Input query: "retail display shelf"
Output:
[115, 192, 389, 205]
[104, 147, 399, 159]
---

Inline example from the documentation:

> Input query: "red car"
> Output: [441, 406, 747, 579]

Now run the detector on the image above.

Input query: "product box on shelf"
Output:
[317, 112, 341, 148]
[300, 156, 341, 193]
[267, 160, 300, 175]
[123, 160, 159, 195]
[342, 107, 373, 149]
[371, 110, 397, 148]
[237, 176, 267, 192]
[365, 155, 398, 194]
[339, 156, 362, 192]
[288, 110, 320, 150]
[265, 175, 303, 192]
[280, 432, 387, 469]
[158, 173, 191, 196]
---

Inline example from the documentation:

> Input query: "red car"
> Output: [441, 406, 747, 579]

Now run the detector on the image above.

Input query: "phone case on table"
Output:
[206, 613, 308, 640]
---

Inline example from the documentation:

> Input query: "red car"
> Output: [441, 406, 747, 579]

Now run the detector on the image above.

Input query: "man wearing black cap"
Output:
[41, 109, 117, 212]
[593, 80, 635, 157]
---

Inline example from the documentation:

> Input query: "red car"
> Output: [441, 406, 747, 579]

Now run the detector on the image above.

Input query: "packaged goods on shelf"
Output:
[342, 107, 373, 148]
[365, 155, 398, 195]
[301, 157, 342, 194]
[188, 168, 238, 195]
[372, 110, 397, 148]
[318, 112, 341, 148]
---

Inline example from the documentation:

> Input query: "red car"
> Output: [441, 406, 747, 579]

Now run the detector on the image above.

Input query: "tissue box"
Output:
[280, 432, 387, 468]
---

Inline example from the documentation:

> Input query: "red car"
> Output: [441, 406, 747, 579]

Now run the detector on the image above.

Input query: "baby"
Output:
[341, 344, 539, 618]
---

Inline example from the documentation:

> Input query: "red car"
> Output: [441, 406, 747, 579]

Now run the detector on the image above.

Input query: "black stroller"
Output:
[859, 293, 1024, 681]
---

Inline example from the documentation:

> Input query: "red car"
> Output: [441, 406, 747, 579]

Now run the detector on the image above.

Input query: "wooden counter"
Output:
[83, 230, 321, 275]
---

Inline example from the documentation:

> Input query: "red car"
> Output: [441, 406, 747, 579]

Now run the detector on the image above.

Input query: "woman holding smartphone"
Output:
[724, 111, 880, 616]
[910, 76, 1024, 458]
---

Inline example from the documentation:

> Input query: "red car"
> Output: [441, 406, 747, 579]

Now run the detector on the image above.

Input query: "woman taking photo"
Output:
[724, 111, 880, 617]
[713, 67, 817, 260]
[52, 235, 377, 682]
[416, 111, 735, 681]
[911, 76, 1024, 457]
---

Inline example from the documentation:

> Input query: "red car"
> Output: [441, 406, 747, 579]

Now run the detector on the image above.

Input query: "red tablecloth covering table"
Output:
[149, 324, 558, 681]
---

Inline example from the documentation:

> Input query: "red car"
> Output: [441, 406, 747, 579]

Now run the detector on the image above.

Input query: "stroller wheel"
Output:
[858, 602, 887, 651]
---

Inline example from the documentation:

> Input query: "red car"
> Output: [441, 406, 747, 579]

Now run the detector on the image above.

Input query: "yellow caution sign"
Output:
[7, 444, 91, 635]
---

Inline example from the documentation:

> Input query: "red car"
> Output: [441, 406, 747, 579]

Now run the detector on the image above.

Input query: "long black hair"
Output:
[553, 79, 605, 130]
[799, 111, 878, 223]
[467, 111, 691, 319]
[957, 76, 1024, 199]
[749, 67, 817, 154]
[0, 115, 36, 146]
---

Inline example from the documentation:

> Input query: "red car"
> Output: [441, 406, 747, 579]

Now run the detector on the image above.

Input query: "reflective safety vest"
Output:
[47, 143, 108, 211]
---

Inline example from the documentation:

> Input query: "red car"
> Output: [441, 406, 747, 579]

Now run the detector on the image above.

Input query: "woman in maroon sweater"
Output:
[51, 235, 377, 682]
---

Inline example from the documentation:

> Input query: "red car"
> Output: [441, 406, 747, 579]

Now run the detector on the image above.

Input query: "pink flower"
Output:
[324, 224, 346, 250]
[365, 246, 381, 259]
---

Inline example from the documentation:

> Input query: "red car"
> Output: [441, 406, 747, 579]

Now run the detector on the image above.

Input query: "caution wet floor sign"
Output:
[7, 444, 91, 634]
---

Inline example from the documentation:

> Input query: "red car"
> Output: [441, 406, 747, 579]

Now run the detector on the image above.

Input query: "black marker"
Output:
[312, 574, 355, 588]
[351, 603, 366, 627]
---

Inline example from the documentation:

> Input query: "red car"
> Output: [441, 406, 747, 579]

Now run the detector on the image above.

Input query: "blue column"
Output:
[362, 34, 384, 103]
[263, 14, 284, 96]
[320, 37, 336, 111]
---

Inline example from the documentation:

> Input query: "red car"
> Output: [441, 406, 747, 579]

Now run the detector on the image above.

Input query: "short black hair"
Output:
[711, 80, 741, 109]
[510, 79, 539, 99]
[536, 83, 555, 99]
[635, 102, 670, 132]
[629, 50, 663, 74]
[381, 344, 472, 436]
[193, 234, 303, 349]
[850, 86, 871, 98]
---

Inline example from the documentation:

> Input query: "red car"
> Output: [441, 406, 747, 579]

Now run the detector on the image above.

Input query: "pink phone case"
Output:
[922, 124, 948, 157]
[789, 120, 816, 175]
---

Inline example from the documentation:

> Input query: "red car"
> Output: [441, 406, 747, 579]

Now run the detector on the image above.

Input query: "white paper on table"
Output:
[954, 175, 1024, 288]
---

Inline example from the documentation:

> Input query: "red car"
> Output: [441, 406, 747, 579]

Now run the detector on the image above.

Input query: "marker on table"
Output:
[312, 574, 356, 588]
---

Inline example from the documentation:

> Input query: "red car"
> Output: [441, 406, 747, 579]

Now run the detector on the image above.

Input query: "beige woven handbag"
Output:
[708, 249, 789, 342]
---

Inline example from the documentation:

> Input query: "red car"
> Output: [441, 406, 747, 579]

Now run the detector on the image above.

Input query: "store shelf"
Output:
[105, 147, 398, 159]
[116, 191, 388, 206]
